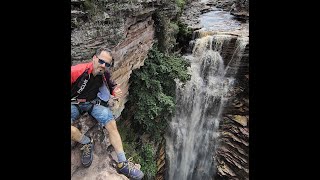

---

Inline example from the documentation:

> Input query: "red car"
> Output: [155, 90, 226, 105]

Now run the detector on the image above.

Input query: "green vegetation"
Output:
[153, 4, 193, 54]
[120, 45, 190, 179]
[83, 0, 97, 18]
[139, 143, 157, 179]
[176, 0, 186, 11]
[118, 1, 194, 179]
[118, 123, 158, 179]
[153, 11, 180, 54]
[175, 20, 193, 53]
[127, 46, 190, 139]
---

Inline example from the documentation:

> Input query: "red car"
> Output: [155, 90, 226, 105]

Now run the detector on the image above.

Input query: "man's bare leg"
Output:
[104, 120, 124, 153]
[71, 125, 83, 142]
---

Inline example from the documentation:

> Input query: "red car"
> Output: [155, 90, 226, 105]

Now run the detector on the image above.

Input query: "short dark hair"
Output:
[95, 47, 112, 57]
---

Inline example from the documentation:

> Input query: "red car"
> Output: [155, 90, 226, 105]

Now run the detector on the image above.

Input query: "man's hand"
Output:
[112, 85, 123, 99]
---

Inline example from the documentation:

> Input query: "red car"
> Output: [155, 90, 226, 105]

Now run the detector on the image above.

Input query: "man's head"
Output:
[92, 47, 113, 76]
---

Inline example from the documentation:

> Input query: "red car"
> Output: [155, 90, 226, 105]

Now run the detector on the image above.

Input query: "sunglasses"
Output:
[98, 58, 112, 67]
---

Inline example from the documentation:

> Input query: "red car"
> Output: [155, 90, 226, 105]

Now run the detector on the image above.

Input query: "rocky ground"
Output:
[71, 114, 130, 179]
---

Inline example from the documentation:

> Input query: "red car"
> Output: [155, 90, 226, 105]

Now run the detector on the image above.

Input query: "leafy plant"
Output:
[125, 45, 190, 140]
[139, 143, 157, 179]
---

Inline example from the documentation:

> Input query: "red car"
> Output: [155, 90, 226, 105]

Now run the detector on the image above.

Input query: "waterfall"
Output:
[165, 34, 248, 180]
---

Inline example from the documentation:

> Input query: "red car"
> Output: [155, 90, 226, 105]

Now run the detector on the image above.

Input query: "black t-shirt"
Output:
[77, 74, 103, 101]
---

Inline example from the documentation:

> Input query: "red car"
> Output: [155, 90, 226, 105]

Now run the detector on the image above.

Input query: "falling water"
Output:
[165, 34, 248, 180]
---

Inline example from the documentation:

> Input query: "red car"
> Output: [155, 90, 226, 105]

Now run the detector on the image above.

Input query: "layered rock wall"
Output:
[71, 1, 164, 179]
[71, 0, 160, 118]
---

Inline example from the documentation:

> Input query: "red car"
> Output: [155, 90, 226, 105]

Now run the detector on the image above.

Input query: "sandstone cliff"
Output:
[71, 1, 168, 179]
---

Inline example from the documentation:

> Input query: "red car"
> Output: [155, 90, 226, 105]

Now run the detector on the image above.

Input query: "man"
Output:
[71, 47, 144, 180]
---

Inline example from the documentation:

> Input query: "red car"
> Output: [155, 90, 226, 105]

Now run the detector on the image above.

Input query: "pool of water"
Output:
[200, 9, 242, 32]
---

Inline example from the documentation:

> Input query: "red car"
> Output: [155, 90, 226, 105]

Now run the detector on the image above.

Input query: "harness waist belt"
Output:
[72, 98, 109, 107]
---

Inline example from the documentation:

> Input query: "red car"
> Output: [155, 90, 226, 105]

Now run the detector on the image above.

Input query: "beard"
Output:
[97, 71, 103, 75]
[97, 68, 105, 75]
[94, 67, 105, 76]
